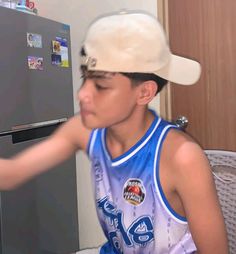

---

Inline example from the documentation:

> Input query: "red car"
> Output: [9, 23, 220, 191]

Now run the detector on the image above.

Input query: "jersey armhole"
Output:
[86, 129, 98, 158]
[153, 125, 188, 224]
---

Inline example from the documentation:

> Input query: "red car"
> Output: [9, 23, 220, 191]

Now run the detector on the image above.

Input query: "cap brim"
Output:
[154, 54, 201, 85]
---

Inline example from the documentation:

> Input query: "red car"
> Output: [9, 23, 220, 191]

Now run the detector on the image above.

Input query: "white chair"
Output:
[205, 150, 236, 254]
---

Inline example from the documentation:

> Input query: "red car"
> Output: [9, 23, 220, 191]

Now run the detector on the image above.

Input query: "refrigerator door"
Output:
[0, 137, 38, 254]
[0, 6, 79, 253]
[0, 6, 74, 133]
[0, 123, 79, 254]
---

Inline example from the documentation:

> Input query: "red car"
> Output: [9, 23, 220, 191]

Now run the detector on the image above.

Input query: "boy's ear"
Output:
[137, 81, 158, 105]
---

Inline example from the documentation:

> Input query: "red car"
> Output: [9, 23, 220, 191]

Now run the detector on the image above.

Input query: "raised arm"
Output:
[0, 114, 91, 190]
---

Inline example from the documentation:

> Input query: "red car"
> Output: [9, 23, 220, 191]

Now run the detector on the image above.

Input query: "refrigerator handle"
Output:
[0, 118, 68, 143]
[11, 118, 68, 132]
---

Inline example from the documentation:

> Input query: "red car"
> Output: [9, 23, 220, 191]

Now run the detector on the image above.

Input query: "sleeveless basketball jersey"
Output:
[87, 112, 197, 254]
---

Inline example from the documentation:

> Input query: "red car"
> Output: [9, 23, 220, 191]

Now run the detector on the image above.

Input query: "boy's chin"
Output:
[81, 118, 106, 130]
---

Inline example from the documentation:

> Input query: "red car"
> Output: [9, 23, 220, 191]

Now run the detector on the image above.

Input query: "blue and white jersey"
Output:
[87, 112, 196, 254]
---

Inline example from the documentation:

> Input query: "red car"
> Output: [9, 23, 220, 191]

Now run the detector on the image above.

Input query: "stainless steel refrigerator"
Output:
[0, 6, 79, 254]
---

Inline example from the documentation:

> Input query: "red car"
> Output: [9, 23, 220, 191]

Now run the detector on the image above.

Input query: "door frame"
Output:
[157, 0, 172, 120]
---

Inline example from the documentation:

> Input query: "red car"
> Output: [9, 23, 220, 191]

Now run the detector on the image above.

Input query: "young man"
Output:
[0, 10, 228, 254]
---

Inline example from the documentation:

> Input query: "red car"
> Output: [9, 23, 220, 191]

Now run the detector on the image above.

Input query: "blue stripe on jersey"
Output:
[87, 129, 100, 158]
[102, 117, 162, 167]
[153, 124, 188, 223]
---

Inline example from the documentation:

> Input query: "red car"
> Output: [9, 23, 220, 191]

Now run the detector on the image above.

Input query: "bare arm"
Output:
[172, 138, 229, 253]
[0, 114, 91, 190]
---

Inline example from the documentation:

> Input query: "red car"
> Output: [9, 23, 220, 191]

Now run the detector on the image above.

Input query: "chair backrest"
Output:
[205, 150, 236, 254]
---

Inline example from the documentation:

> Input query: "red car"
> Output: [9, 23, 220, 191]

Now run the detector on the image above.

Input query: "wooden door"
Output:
[166, 0, 236, 151]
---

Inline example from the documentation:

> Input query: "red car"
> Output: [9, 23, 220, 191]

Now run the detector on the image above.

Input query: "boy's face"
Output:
[78, 70, 141, 129]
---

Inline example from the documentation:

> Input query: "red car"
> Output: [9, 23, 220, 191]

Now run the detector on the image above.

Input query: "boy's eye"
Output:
[95, 83, 107, 90]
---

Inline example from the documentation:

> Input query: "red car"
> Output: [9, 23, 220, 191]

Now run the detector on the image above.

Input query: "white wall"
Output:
[33, 0, 158, 250]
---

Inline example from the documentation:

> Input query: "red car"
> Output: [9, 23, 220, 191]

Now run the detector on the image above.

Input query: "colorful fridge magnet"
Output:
[51, 54, 62, 66]
[51, 37, 69, 67]
[56, 37, 69, 67]
[52, 40, 61, 53]
[27, 33, 42, 48]
[28, 56, 43, 70]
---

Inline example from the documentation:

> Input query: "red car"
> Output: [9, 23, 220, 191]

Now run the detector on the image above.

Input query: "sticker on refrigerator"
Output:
[27, 33, 42, 48]
[51, 37, 69, 67]
[28, 56, 43, 70]
[58, 37, 69, 67]
[51, 54, 62, 66]
[52, 40, 61, 53]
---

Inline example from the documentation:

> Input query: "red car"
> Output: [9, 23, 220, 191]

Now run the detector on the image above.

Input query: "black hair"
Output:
[80, 47, 168, 94]
[121, 72, 167, 94]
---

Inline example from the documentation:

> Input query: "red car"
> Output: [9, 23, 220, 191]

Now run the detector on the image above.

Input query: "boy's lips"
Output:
[80, 108, 94, 117]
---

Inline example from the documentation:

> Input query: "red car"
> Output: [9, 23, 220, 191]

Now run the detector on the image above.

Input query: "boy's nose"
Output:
[77, 80, 91, 103]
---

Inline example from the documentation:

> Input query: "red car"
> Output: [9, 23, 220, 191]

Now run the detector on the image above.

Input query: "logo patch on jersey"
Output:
[123, 178, 146, 206]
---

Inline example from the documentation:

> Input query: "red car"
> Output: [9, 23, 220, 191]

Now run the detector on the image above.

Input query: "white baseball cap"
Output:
[81, 10, 201, 85]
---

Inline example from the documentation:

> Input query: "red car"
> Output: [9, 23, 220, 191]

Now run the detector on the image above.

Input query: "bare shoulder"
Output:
[163, 128, 209, 174]
[162, 129, 229, 253]
[52, 114, 92, 152]
[162, 128, 213, 193]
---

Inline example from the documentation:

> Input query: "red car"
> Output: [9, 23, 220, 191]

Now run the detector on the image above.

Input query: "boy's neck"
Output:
[106, 107, 155, 159]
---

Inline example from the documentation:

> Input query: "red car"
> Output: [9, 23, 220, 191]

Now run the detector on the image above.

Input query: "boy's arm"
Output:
[0, 114, 91, 190]
[172, 139, 229, 254]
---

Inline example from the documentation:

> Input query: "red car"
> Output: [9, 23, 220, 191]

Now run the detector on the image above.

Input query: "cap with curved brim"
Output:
[81, 11, 201, 86]
[154, 54, 201, 85]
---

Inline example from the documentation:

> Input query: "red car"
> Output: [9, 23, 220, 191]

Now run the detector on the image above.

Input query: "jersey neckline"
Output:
[101, 110, 161, 167]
